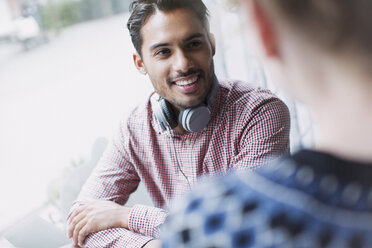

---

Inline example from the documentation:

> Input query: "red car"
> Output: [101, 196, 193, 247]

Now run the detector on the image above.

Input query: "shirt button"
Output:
[185, 139, 191, 145]
[139, 228, 145, 234]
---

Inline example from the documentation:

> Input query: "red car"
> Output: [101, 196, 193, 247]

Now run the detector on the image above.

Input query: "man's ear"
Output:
[250, 0, 279, 58]
[209, 33, 216, 56]
[133, 53, 147, 75]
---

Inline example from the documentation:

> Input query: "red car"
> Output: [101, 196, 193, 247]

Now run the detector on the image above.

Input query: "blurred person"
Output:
[66, 0, 290, 247]
[161, 0, 372, 247]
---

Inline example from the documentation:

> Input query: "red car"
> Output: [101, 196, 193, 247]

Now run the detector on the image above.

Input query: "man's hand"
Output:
[67, 200, 131, 247]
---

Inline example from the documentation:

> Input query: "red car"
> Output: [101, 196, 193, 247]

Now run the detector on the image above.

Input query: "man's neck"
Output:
[175, 124, 187, 134]
[169, 104, 187, 134]
[311, 68, 372, 163]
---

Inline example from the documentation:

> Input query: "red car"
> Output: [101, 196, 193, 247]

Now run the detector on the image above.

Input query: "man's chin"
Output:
[176, 98, 205, 109]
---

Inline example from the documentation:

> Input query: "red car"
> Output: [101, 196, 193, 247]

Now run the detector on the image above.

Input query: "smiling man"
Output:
[66, 0, 290, 247]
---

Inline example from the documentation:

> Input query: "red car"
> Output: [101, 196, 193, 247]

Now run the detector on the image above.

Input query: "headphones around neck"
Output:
[152, 76, 219, 133]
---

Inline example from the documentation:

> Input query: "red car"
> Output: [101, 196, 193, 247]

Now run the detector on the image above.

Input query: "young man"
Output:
[66, 0, 290, 247]
[162, 0, 372, 247]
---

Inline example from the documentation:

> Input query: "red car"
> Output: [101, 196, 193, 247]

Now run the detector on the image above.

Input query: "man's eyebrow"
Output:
[150, 42, 170, 51]
[149, 33, 205, 51]
[184, 33, 204, 42]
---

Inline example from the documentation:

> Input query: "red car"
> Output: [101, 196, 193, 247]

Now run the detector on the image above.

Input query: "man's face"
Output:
[134, 8, 215, 109]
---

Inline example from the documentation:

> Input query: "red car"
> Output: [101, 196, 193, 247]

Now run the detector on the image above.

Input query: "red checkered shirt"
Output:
[74, 79, 290, 247]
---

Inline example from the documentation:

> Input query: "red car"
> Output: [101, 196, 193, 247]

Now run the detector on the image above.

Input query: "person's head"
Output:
[127, 0, 216, 110]
[240, 0, 372, 104]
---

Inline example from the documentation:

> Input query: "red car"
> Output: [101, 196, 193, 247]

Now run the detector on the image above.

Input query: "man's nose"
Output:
[173, 50, 193, 73]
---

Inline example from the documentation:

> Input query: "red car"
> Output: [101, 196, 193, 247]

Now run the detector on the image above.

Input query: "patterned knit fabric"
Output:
[162, 150, 372, 248]
[74, 79, 290, 247]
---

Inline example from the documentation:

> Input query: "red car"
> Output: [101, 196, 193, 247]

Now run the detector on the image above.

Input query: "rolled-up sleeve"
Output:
[128, 204, 168, 238]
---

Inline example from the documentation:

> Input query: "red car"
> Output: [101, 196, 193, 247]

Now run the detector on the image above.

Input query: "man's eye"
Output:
[188, 41, 202, 49]
[155, 49, 170, 56]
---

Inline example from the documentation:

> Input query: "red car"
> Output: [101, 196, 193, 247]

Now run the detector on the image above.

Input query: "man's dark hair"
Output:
[127, 0, 209, 55]
[262, 0, 372, 56]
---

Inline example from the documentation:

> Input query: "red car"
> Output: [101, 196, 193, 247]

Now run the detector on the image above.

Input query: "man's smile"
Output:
[173, 74, 199, 86]
[172, 73, 202, 94]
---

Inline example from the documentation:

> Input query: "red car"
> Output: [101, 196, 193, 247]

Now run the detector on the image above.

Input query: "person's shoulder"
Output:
[217, 79, 289, 124]
[218, 79, 284, 111]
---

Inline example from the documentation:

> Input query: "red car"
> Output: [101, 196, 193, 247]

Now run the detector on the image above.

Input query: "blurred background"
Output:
[0, 0, 314, 247]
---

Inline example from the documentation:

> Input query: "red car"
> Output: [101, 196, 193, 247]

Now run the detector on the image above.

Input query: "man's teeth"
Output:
[175, 76, 198, 86]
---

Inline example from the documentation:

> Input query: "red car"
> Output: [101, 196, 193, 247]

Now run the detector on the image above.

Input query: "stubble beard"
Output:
[168, 62, 215, 109]
[149, 61, 215, 110]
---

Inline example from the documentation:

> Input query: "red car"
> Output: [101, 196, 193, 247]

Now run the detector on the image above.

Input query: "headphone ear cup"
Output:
[179, 105, 211, 132]
[159, 98, 178, 129]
